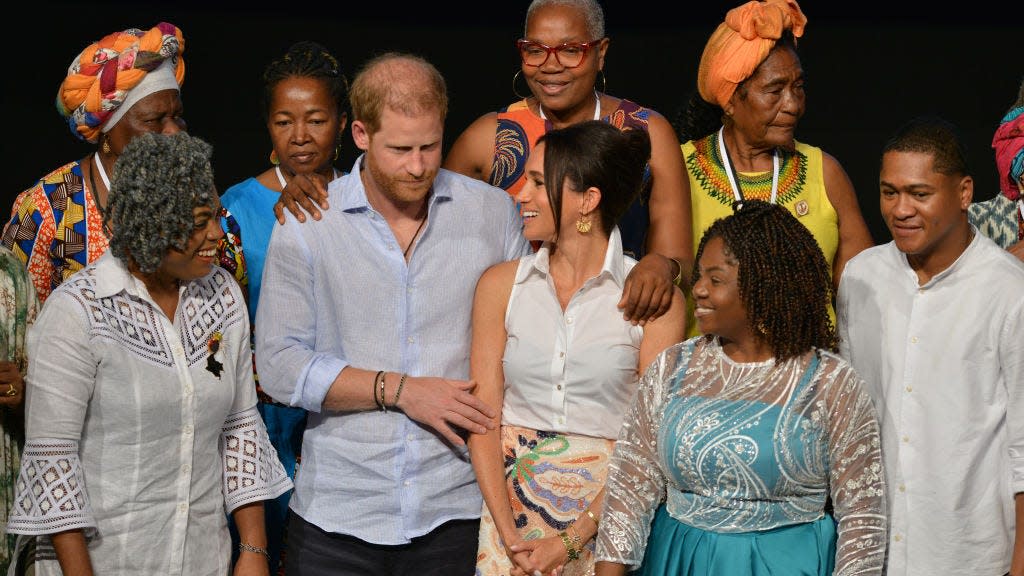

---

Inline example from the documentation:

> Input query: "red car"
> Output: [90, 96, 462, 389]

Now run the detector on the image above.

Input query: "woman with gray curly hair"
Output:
[5, 132, 292, 576]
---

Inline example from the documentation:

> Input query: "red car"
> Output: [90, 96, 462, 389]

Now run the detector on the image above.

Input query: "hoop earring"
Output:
[270, 150, 280, 166]
[101, 139, 111, 155]
[334, 145, 341, 162]
[597, 69, 607, 94]
[512, 70, 530, 101]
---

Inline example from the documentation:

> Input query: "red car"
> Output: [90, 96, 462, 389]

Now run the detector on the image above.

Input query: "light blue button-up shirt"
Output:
[255, 155, 530, 545]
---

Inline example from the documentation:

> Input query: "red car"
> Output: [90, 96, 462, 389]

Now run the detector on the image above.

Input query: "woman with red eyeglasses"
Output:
[444, 0, 692, 331]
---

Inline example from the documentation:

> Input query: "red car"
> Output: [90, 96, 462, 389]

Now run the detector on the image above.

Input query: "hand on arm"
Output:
[619, 113, 692, 324]
[273, 171, 331, 224]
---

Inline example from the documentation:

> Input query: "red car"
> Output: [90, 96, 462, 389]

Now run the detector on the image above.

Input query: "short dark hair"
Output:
[882, 116, 971, 177]
[536, 120, 651, 239]
[692, 199, 837, 360]
[107, 132, 216, 274]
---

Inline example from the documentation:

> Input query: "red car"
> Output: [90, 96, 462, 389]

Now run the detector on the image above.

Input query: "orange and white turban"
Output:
[697, 0, 806, 108]
[57, 22, 185, 144]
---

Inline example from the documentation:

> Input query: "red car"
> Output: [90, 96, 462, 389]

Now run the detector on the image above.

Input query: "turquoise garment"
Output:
[222, 178, 279, 322]
[636, 505, 836, 576]
[595, 337, 886, 575]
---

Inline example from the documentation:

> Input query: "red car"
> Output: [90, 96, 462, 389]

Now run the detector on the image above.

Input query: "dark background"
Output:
[6, 2, 1019, 244]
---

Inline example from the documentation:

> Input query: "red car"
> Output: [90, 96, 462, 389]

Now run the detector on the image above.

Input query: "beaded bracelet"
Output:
[238, 542, 270, 561]
[393, 373, 408, 406]
[373, 371, 386, 411]
[558, 530, 580, 562]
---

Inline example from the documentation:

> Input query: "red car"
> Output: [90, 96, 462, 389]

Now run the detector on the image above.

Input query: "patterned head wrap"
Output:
[993, 107, 1024, 200]
[697, 0, 806, 108]
[57, 22, 185, 144]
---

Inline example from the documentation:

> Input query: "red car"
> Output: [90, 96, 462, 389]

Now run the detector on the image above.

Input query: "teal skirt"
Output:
[634, 505, 837, 576]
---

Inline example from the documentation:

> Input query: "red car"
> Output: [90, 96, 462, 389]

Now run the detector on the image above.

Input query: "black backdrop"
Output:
[5, 2, 1018, 244]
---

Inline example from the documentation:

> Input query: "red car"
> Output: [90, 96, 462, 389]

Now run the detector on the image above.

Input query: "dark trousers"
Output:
[284, 512, 480, 576]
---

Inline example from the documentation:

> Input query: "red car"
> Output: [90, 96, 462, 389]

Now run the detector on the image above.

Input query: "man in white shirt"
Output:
[837, 116, 1024, 576]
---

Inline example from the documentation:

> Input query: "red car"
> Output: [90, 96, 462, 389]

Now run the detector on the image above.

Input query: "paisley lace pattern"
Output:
[595, 337, 887, 575]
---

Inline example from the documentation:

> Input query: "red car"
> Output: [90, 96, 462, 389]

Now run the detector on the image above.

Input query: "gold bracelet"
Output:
[583, 507, 599, 526]
[668, 257, 684, 287]
[558, 530, 580, 561]
[568, 524, 583, 551]
[379, 372, 388, 413]
[373, 371, 385, 411]
[392, 373, 408, 407]
[238, 541, 270, 560]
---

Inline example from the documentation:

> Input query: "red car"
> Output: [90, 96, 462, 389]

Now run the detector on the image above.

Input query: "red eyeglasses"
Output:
[516, 39, 603, 69]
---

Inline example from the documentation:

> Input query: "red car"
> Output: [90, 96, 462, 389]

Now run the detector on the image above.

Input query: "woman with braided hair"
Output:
[220, 40, 348, 574]
[593, 200, 886, 576]
[0, 22, 248, 305]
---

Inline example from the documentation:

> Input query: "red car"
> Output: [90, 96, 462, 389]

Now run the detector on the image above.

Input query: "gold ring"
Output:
[5, 384, 17, 397]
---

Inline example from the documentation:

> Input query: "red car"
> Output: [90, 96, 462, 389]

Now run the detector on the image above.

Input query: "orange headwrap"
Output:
[697, 0, 807, 108]
[56, 22, 185, 144]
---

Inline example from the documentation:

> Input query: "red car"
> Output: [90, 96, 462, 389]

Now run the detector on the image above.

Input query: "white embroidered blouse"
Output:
[6, 252, 291, 576]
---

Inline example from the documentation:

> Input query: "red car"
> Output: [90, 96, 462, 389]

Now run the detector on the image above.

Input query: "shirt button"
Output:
[556, 384, 563, 390]
[918, 288, 925, 295]
[566, 317, 573, 324]
[905, 386, 912, 392]
[894, 534, 902, 542]
[407, 337, 414, 344]
[902, 435, 910, 443]
[407, 434, 415, 441]
[898, 484, 906, 492]
[558, 416, 565, 424]
[403, 480, 411, 487]
[182, 464, 191, 474]
[184, 425, 193, 436]
[911, 336, 918, 344]
[178, 503, 187, 514]
[184, 385, 193, 396]
[559, 351, 565, 358]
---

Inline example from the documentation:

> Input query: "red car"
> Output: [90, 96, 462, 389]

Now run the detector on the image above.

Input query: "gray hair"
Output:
[107, 132, 216, 274]
[525, 0, 605, 39]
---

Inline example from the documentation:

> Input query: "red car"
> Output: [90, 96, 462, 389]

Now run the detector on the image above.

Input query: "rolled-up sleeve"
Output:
[255, 215, 347, 412]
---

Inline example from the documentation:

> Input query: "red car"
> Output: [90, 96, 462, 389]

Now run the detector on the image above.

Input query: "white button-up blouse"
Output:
[6, 252, 291, 576]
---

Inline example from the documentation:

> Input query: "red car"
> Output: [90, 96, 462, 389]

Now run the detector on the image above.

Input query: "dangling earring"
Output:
[597, 69, 607, 94]
[512, 70, 529, 100]
[270, 149, 280, 166]
[334, 144, 341, 162]
[101, 138, 111, 154]
[575, 214, 592, 234]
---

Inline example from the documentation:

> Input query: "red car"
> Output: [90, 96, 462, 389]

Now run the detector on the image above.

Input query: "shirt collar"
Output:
[337, 153, 452, 213]
[93, 251, 147, 299]
[517, 226, 629, 287]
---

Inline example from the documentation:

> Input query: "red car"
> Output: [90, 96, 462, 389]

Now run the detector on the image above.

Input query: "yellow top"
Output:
[683, 135, 837, 337]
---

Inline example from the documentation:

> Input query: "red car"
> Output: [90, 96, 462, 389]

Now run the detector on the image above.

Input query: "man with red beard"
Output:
[254, 53, 530, 575]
